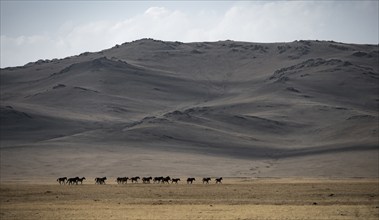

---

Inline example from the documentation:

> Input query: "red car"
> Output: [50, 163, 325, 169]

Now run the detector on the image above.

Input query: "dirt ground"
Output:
[0, 178, 378, 220]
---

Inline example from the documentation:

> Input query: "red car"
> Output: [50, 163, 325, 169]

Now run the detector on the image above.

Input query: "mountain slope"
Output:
[1, 39, 378, 179]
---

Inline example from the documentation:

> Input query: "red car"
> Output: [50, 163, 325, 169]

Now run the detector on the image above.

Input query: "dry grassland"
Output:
[1, 178, 378, 220]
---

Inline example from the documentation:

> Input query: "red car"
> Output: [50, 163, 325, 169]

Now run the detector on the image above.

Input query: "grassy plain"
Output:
[1, 178, 378, 220]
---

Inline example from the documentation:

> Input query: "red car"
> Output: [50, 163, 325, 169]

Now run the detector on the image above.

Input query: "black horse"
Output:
[116, 177, 129, 184]
[67, 177, 79, 185]
[131, 176, 140, 183]
[153, 177, 163, 183]
[215, 177, 223, 184]
[57, 177, 67, 185]
[95, 177, 107, 184]
[142, 177, 152, 184]
[202, 177, 211, 184]
[162, 176, 171, 184]
[171, 178, 180, 184]
[77, 177, 86, 184]
[187, 177, 196, 184]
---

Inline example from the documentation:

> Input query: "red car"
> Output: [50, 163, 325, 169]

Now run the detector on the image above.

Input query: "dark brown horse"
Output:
[116, 177, 129, 184]
[153, 177, 163, 183]
[57, 177, 67, 185]
[171, 178, 180, 184]
[95, 177, 107, 184]
[202, 177, 211, 184]
[142, 177, 152, 184]
[131, 176, 140, 183]
[161, 176, 171, 184]
[77, 177, 86, 184]
[215, 177, 223, 184]
[67, 177, 79, 185]
[187, 177, 196, 184]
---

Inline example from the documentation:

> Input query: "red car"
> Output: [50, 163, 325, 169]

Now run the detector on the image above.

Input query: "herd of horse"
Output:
[57, 176, 223, 185]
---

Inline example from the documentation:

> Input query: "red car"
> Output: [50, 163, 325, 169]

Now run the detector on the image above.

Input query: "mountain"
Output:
[1, 39, 378, 179]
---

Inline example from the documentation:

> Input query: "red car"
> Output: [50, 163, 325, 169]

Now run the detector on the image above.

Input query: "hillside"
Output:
[0, 39, 378, 179]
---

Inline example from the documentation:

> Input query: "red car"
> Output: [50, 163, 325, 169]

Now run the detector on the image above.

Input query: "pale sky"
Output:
[1, 1, 378, 68]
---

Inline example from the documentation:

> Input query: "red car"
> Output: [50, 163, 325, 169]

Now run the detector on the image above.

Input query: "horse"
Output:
[120, 177, 129, 184]
[202, 177, 211, 184]
[142, 177, 152, 184]
[215, 177, 223, 184]
[162, 176, 171, 184]
[171, 178, 180, 184]
[131, 176, 140, 183]
[153, 177, 163, 183]
[67, 177, 79, 185]
[57, 177, 67, 185]
[187, 177, 196, 184]
[95, 177, 107, 184]
[77, 177, 86, 184]
[116, 177, 129, 184]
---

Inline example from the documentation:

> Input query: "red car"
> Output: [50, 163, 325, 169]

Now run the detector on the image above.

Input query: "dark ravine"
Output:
[0, 39, 378, 179]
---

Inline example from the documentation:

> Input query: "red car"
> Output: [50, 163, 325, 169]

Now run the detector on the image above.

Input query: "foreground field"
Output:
[1, 178, 378, 220]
